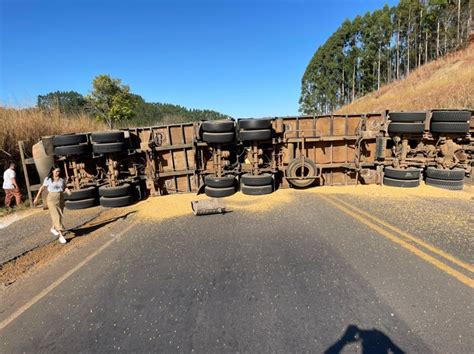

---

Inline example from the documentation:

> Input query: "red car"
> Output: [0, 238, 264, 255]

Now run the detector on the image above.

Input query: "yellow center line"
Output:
[328, 194, 474, 274]
[318, 195, 474, 289]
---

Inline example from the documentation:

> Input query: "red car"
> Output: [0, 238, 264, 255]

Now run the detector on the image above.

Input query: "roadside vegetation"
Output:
[336, 43, 474, 113]
[300, 0, 471, 114]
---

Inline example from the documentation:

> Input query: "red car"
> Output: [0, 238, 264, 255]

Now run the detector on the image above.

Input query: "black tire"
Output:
[90, 131, 125, 143]
[389, 112, 426, 122]
[239, 129, 272, 142]
[202, 132, 234, 144]
[286, 157, 318, 188]
[52, 134, 88, 147]
[241, 183, 273, 195]
[54, 143, 89, 156]
[430, 122, 469, 134]
[65, 186, 97, 201]
[431, 111, 471, 122]
[99, 184, 131, 197]
[241, 173, 273, 186]
[204, 175, 236, 188]
[238, 118, 272, 130]
[201, 120, 235, 132]
[388, 122, 425, 134]
[383, 177, 419, 188]
[384, 167, 421, 180]
[92, 142, 126, 154]
[204, 186, 236, 198]
[100, 195, 132, 208]
[425, 177, 463, 190]
[65, 198, 96, 210]
[425, 167, 465, 180]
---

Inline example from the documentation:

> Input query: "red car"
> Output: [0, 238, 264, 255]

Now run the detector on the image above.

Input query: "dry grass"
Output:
[0, 107, 106, 167]
[336, 44, 474, 114]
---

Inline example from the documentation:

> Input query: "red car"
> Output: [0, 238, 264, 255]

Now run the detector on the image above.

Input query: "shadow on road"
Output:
[68, 211, 136, 238]
[325, 324, 405, 354]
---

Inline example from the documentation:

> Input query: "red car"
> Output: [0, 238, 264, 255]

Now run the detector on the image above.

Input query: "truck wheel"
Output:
[92, 142, 126, 154]
[54, 143, 89, 156]
[388, 112, 426, 122]
[241, 173, 273, 186]
[65, 186, 97, 201]
[241, 183, 273, 195]
[99, 184, 131, 197]
[65, 198, 97, 210]
[430, 122, 469, 134]
[201, 120, 235, 132]
[425, 177, 463, 190]
[52, 134, 88, 147]
[286, 157, 317, 188]
[100, 195, 132, 208]
[91, 131, 125, 143]
[384, 167, 421, 180]
[425, 167, 465, 180]
[431, 110, 471, 122]
[383, 176, 419, 188]
[388, 122, 425, 134]
[202, 132, 234, 144]
[238, 118, 272, 130]
[204, 175, 236, 188]
[239, 129, 272, 142]
[204, 186, 236, 198]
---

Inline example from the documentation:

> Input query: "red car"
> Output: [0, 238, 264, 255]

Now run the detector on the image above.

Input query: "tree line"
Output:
[299, 0, 471, 114]
[37, 75, 230, 128]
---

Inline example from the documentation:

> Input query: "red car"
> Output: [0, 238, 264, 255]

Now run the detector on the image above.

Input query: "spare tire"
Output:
[91, 131, 125, 143]
[238, 118, 272, 130]
[286, 157, 318, 188]
[52, 134, 88, 147]
[201, 120, 235, 132]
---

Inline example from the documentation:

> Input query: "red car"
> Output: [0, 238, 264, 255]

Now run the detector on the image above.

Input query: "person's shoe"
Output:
[58, 234, 67, 244]
[50, 227, 59, 236]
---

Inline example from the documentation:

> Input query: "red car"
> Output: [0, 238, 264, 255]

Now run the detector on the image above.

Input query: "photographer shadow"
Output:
[325, 324, 405, 354]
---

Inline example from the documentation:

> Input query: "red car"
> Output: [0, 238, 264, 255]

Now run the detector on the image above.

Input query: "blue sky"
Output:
[0, 0, 397, 118]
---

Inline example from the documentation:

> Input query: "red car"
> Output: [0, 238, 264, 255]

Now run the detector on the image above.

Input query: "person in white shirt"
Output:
[34, 166, 71, 244]
[3, 162, 21, 208]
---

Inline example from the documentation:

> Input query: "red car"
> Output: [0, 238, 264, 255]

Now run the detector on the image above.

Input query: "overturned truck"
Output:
[31, 109, 473, 209]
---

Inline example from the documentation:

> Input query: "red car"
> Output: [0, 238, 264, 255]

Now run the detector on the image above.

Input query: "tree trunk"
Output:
[425, 30, 428, 64]
[396, 19, 400, 80]
[457, 0, 461, 45]
[352, 65, 356, 102]
[377, 45, 381, 90]
[437, 20, 440, 57]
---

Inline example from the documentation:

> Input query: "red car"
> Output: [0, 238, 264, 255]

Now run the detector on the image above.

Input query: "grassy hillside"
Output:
[335, 43, 474, 114]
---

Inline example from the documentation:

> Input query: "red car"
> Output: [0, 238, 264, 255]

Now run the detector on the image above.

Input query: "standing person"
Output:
[3, 162, 22, 208]
[33, 166, 71, 244]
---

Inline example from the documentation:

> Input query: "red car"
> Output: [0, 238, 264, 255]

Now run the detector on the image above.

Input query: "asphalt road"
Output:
[0, 190, 472, 353]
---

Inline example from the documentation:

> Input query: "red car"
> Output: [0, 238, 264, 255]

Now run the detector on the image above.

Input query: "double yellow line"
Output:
[319, 194, 474, 288]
